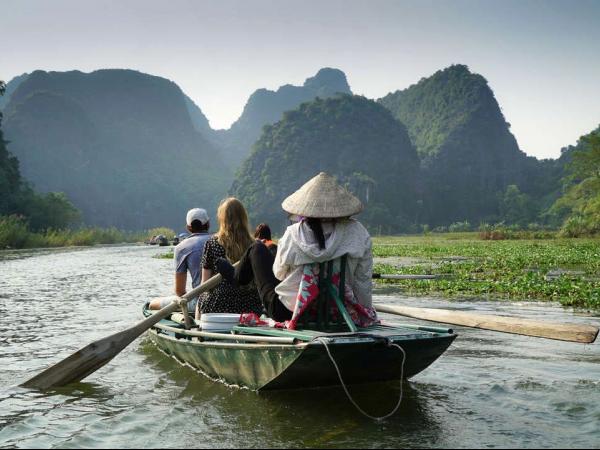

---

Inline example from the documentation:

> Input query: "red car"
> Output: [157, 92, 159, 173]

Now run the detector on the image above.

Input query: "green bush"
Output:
[449, 221, 471, 232]
[559, 216, 588, 238]
[0, 215, 31, 248]
[479, 222, 556, 240]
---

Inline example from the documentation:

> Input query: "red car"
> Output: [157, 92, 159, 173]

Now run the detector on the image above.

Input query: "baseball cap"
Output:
[186, 208, 209, 226]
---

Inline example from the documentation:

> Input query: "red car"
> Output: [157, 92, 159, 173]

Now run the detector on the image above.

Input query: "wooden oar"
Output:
[373, 273, 446, 280]
[376, 304, 599, 344]
[21, 270, 228, 390]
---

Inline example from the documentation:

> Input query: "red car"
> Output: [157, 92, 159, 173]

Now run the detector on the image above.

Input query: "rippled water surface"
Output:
[1, 245, 599, 448]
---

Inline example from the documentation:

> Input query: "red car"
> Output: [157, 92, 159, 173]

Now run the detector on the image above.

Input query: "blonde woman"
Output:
[196, 198, 263, 318]
[216, 173, 374, 324]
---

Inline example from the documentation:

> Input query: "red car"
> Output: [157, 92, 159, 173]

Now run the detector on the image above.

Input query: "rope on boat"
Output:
[315, 336, 406, 421]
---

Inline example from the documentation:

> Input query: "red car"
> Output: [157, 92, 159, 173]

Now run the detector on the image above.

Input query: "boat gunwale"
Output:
[149, 328, 309, 350]
[153, 322, 299, 344]
[149, 324, 456, 350]
[144, 306, 457, 351]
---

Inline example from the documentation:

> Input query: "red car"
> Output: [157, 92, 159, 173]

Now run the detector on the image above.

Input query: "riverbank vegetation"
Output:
[373, 233, 600, 309]
[0, 215, 149, 249]
[0, 216, 179, 249]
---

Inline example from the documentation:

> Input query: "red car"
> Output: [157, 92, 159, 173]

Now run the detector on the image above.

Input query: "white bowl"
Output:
[200, 313, 241, 324]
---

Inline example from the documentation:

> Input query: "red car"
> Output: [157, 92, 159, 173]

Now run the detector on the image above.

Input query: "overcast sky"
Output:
[1, 0, 599, 159]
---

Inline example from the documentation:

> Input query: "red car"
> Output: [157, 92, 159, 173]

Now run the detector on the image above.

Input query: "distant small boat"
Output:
[145, 234, 170, 246]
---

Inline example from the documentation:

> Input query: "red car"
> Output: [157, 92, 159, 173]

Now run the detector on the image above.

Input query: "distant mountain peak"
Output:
[216, 67, 352, 166]
[303, 67, 350, 94]
[379, 64, 504, 158]
[378, 65, 531, 225]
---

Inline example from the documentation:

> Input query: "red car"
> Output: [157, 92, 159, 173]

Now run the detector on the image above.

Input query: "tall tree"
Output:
[551, 127, 600, 235]
[0, 80, 23, 215]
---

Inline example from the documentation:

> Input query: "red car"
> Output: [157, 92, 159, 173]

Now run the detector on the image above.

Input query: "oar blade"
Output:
[21, 328, 137, 390]
[21, 270, 227, 390]
[377, 304, 599, 344]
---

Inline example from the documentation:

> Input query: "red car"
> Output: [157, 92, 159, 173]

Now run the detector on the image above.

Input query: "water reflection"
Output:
[138, 338, 448, 448]
[1, 245, 599, 448]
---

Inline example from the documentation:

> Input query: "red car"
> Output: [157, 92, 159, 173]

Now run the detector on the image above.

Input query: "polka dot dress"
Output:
[199, 236, 264, 315]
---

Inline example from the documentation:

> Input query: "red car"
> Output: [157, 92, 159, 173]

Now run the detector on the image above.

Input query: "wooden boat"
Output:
[143, 257, 456, 390]
[142, 307, 456, 390]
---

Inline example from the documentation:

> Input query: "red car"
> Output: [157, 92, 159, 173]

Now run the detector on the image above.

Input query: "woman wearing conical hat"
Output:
[217, 172, 374, 322]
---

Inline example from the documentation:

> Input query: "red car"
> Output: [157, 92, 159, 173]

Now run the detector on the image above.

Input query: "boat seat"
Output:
[294, 254, 357, 333]
[232, 254, 357, 340]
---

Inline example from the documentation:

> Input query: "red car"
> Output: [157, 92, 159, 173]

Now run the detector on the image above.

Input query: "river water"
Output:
[0, 245, 599, 448]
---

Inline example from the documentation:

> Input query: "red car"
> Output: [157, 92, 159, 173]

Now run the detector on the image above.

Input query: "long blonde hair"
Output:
[216, 197, 254, 262]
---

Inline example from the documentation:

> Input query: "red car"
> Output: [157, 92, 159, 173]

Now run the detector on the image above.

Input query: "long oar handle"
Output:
[163, 260, 240, 307]
[134, 269, 228, 331]
[376, 304, 599, 344]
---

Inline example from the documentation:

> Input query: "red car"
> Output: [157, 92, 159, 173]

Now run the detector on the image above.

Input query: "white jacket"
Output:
[273, 219, 373, 312]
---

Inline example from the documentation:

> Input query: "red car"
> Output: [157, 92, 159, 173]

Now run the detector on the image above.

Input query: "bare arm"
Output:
[196, 268, 213, 320]
[174, 272, 187, 297]
[201, 267, 213, 284]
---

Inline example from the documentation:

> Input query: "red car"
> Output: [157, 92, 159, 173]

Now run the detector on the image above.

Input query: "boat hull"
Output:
[146, 316, 456, 391]
[148, 329, 305, 390]
[261, 334, 455, 390]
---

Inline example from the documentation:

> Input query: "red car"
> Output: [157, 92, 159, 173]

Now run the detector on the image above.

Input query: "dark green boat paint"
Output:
[143, 307, 457, 391]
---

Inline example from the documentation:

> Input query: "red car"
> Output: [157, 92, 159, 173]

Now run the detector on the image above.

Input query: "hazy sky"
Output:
[2, 0, 599, 159]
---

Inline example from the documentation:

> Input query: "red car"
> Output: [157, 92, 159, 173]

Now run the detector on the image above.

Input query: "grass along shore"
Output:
[372, 233, 600, 309]
[0, 215, 174, 249]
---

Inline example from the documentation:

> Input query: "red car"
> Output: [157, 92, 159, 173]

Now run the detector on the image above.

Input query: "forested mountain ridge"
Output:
[215, 68, 352, 166]
[0, 80, 80, 232]
[550, 125, 600, 235]
[0, 82, 22, 215]
[2, 65, 593, 233]
[3, 69, 229, 230]
[0, 73, 28, 111]
[378, 65, 540, 225]
[231, 95, 420, 232]
[379, 64, 505, 159]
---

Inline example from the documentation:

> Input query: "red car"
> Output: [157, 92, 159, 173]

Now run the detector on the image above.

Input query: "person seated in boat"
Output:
[149, 208, 211, 313]
[197, 197, 264, 319]
[216, 172, 374, 323]
[254, 223, 277, 257]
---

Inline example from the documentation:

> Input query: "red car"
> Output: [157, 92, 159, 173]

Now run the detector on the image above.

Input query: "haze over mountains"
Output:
[211, 68, 351, 166]
[2, 70, 229, 230]
[0, 65, 590, 232]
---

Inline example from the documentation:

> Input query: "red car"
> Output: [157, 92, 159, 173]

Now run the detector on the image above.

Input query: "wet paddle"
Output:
[376, 304, 599, 344]
[21, 269, 229, 390]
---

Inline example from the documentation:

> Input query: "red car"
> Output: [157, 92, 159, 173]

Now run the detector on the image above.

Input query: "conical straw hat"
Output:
[282, 172, 363, 218]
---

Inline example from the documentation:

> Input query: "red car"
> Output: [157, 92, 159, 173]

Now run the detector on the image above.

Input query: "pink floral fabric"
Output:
[239, 259, 378, 330]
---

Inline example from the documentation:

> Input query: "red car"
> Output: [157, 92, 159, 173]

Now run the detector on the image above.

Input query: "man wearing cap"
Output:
[149, 208, 211, 313]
